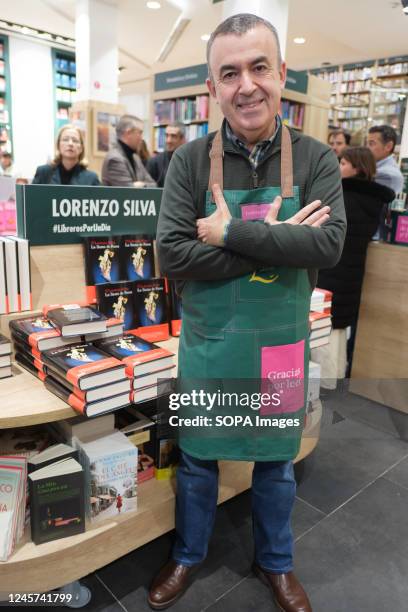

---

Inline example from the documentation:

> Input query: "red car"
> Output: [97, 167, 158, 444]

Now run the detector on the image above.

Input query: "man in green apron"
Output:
[151, 13, 346, 612]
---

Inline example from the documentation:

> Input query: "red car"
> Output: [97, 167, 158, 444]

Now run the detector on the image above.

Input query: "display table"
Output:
[350, 241, 408, 413]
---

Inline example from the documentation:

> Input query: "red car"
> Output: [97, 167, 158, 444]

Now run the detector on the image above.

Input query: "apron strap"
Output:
[280, 124, 294, 199]
[208, 122, 294, 198]
[208, 130, 224, 195]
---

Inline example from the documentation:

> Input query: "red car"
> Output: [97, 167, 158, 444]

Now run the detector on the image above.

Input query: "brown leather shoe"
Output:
[253, 563, 312, 612]
[148, 559, 199, 610]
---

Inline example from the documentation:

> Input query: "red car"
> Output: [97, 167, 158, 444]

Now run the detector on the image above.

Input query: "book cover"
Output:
[41, 343, 125, 391]
[45, 304, 107, 337]
[132, 278, 169, 342]
[94, 334, 174, 377]
[29, 459, 85, 545]
[0, 457, 27, 545]
[119, 235, 155, 281]
[10, 315, 81, 351]
[77, 432, 137, 522]
[84, 236, 121, 303]
[0, 465, 24, 560]
[96, 282, 136, 331]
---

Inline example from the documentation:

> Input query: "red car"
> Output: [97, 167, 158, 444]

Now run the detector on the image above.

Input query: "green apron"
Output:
[177, 126, 311, 461]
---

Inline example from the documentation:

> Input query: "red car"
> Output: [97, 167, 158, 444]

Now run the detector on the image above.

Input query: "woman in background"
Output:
[313, 146, 395, 387]
[32, 124, 100, 185]
[138, 139, 151, 167]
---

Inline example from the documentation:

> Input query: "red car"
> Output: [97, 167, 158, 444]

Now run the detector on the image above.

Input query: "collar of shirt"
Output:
[224, 115, 282, 168]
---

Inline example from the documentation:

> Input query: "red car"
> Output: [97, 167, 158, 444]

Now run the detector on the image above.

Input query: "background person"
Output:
[367, 124, 404, 194]
[147, 122, 186, 187]
[314, 146, 394, 385]
[101, 115, 156, 187]
[32, 124, 100, 185]
[328, 128, 351, 160]
[138, 139, 152, 167]
[152, 13, 346, 612]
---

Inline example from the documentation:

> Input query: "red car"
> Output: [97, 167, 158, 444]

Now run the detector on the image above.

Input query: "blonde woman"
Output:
[32, 124, 100, 185]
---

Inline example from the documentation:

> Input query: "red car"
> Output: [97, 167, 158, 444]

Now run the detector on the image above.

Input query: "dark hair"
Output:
[341, 146, 376, 181]
[1, 152, 12, 160]
[328, 129, 351, 145]
[368, 124, 397, 153]
[206, 13, 282, 81]
[138, 140, 151, 163]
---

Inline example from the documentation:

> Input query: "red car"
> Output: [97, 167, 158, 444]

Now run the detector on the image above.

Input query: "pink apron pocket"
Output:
[260, 339, 305, 414]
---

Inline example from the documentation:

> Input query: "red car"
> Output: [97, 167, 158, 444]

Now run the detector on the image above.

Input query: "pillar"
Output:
[75, 0, 119, 103]
[221, 0, 290, 59]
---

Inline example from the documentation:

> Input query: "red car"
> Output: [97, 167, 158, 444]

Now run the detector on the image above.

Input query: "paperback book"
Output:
[10, 315, 81, 351]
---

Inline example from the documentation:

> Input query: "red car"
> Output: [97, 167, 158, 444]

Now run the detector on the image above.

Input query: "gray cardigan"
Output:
[101, 142, 156, 187]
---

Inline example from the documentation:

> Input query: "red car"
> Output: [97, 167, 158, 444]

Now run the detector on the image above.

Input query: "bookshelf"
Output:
[0, 34, 13, 155]
[310, 55, 408, 146]
[52, 49, 77, 136]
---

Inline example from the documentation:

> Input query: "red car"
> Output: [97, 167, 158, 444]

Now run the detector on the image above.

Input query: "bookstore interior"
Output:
[0, 0, 407, 610]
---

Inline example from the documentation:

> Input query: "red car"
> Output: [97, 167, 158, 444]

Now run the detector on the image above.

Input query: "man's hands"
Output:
[196, 184, 231, 247]
[264, 196, 330, 227]
[196, 187, 331, 247]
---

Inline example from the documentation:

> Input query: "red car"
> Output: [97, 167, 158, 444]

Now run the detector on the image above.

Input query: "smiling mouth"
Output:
[237, 99, 264, 110]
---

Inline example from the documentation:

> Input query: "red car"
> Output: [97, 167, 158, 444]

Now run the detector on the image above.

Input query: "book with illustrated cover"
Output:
[44, 375, 130, 417]
[76, 431, 137, 522]
[44, 303, 107, 337]
[10, 315, 81, 351]
[120, 235, 155, 281]
[41, 343, 125, 390]
[96, 282, 135, 331]
[0, 456, 27, 545]
[94, 334, 174, 377]
[44, 365, 130, 404]
[84, 236, 121, 303]
[28, 458, 85, 545]
[0, 463, 26, 560]
[132, 279, 169, 342]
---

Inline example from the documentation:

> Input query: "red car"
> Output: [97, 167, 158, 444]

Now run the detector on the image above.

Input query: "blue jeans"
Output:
[172, 450, 296, 573]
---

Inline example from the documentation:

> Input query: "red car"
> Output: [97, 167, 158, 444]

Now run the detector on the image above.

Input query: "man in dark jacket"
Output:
[151, 13, 346, 612]
[147, 122, 186, 187]
[101, 115, 156, 187]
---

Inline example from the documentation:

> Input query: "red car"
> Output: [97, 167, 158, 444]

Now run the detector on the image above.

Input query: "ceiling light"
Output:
[147, 1, 161, 8]
[201, 34, 210, 41]
[293, 37, 306, 44]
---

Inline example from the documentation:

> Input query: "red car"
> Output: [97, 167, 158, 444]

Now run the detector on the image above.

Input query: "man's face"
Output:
[328, 134, 347, 158]
[0, 155, 11, 170]
[165, 127, 184, 152]
[206, 26, 286, 144]
[125, 127, 143, 152]
[367, 132, 393, 162]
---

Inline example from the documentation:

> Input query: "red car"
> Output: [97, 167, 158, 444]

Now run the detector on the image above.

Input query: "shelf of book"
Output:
[52, 49, 76, 135]
[0, 432, 318, 594]
[0, 34, 13, 155]
[310, 55, 408, 143]
[0, 336, 179, 429]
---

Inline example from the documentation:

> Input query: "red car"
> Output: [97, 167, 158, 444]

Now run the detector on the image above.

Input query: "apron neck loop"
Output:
[208, 123, 294, 199]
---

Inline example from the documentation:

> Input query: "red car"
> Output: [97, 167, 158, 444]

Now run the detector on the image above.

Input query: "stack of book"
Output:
[10, 311, 131, 417]
[0, 455, 27, 561]
[116, 407, 156, 483]
[94, 334, 175, 405]
[0, 236, 31, 315]
[0, 333, 12, 378]
[309, 288, 333, 349]
[27, 443, 85, 545]
[75, 430, 138, 523]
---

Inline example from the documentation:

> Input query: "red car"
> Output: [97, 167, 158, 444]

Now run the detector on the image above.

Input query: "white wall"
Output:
[119, 87, 151, 146]
[9, 37, 55, 179]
